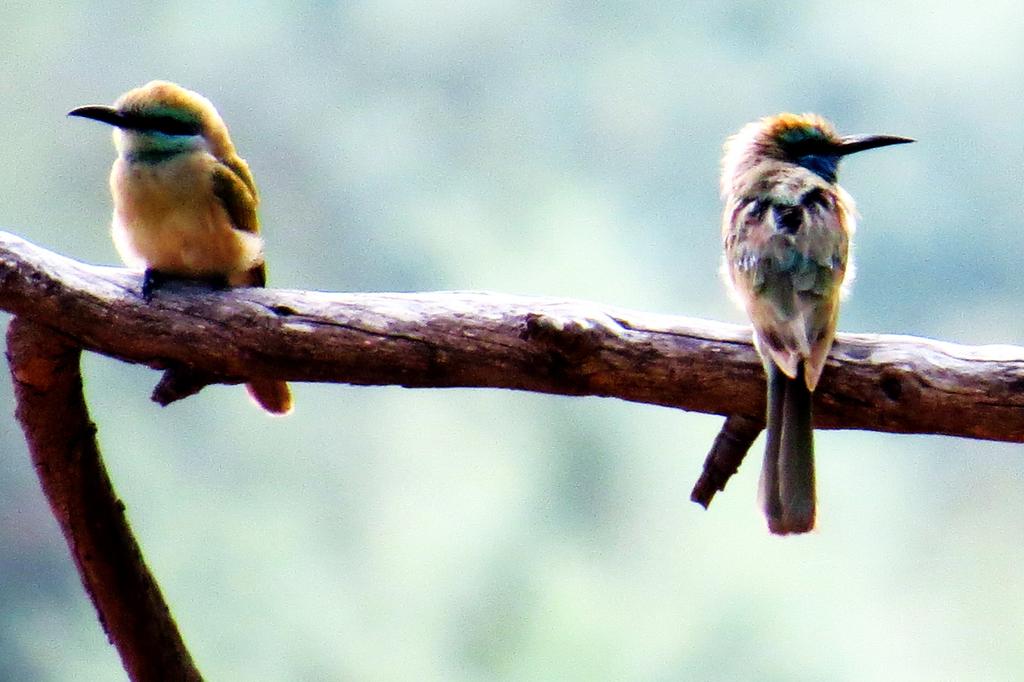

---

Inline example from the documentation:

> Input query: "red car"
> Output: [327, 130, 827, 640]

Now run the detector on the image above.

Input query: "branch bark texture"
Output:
[6, 317, 202, 681]
[1, 231, 1022, 442]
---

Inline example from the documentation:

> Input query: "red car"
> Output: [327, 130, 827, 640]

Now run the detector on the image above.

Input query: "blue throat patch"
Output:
[796, 154, 840, 183]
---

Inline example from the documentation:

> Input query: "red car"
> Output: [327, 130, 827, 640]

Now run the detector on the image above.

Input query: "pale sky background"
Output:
[2, 2, 1024, 680]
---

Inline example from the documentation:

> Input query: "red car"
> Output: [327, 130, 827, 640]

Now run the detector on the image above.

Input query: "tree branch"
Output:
[3, 230, 1023, 675]
[6, 317, 202, 681]
[1, 231, 1022, 443]
[690, 414, 764, 508]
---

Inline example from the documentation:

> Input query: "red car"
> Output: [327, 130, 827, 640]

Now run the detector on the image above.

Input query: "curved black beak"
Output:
[67, 105, 126, 128]
[837, 134, 915, 156]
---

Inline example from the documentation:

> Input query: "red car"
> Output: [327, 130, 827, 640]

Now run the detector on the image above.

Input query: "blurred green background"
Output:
[3, 2, 1024, 680]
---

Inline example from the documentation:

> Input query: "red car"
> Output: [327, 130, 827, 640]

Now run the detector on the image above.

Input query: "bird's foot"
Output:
[141, 269, 169, 301]
[202, 274, 230, 290]
[142, 270, 230, 301]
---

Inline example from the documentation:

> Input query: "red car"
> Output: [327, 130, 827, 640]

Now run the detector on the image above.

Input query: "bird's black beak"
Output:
[67, 105, 126, 128]
[836, 134, 915, 156]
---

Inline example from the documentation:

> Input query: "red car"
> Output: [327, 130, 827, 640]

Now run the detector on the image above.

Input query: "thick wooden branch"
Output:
[6, 318, 202, 681]
[1, 231, 1023, 442]
[690, 414, 763, 508]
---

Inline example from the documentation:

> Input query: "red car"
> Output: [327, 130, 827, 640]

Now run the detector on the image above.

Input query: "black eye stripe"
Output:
[785, 138, 831, 157]
[119, 112, 202, 136]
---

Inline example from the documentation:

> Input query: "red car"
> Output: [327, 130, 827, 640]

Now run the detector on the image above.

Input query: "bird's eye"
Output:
[120, 111, 201, 136]
[146, 115, 201, 137]
[780, 129, 831, 159]
[786, 138, 821, 158]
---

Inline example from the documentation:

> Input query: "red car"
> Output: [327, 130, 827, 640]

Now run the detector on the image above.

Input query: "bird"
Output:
[68, 80, 292, 415]
[720, 113, 912, 534]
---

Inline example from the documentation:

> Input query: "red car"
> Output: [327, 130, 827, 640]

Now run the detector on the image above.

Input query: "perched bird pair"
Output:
[69, 81, 292, 415]
[70, 83, 911, 533]
[720, 114, 913, 534]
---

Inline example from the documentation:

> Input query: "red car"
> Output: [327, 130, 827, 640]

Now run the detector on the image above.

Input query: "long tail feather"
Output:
[761, 363, 815, 534]
[759, 362, 786, 527]
[246, 380, 293, 416]
[778, 364, 815, 532]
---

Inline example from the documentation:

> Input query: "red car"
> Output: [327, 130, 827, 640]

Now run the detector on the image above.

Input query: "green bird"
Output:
[69, 81, 292, 415]
[720, 113, 912, 534]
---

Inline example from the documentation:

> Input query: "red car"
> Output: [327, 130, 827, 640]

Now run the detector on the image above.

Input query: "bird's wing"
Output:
[221, 153, 259, 198]
[211, 161, 259, 234]
[211, 160, 265, 287]
[724, 185, 850, 389]
[793, 187, 851, 390]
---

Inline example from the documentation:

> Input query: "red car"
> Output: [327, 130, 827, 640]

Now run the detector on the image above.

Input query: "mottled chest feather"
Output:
[722, 176, 855, 307]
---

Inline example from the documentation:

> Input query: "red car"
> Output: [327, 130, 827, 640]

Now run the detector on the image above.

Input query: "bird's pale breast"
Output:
[109, 152, 263, 278]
